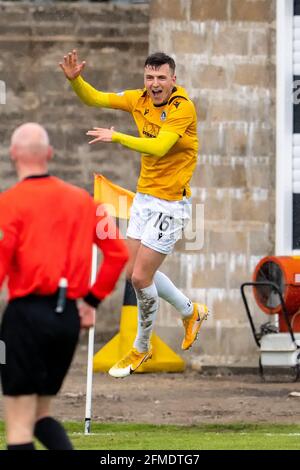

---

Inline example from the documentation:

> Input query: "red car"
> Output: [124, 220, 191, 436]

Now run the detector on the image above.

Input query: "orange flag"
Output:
[94, 174, 135, 219]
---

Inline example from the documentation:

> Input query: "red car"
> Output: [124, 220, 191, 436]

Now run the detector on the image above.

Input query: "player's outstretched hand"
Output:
[86, 127, 115, 144]
[59, 49, 86, 80]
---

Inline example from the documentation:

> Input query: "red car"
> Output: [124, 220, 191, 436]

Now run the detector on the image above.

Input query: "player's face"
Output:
[144, 64, 176, 105]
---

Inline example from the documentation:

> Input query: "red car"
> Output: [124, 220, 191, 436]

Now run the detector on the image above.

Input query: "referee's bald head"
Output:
[10, 123, 53, 175]
[11, 122, 49, 151]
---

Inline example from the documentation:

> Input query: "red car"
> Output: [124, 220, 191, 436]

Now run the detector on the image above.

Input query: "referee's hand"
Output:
[78, 302, 95, 329]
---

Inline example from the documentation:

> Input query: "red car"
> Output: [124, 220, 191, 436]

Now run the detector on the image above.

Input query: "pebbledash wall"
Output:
[0, 0, 276, 363]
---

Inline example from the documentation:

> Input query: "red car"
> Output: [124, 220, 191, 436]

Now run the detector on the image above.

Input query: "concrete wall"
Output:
[0, 0, 276, 363]
[150, 0, 276, 364]
[0, 1, 148, 191]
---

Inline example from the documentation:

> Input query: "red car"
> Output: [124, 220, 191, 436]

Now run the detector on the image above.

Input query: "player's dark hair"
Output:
[144, 52, 176, 74]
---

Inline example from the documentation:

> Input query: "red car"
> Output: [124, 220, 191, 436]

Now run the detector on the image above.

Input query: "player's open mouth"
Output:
[152, 90, 162, 97]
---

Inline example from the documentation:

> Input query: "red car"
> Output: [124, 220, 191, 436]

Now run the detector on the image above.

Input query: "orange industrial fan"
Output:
[252, 256, 300, 332]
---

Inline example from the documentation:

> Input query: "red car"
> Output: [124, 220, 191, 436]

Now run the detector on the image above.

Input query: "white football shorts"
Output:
[126, 192, 192, 255]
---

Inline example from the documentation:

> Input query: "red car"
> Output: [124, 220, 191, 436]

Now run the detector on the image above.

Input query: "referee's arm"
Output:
[0, 215, 18, 288]
[84, 207, 129, 308]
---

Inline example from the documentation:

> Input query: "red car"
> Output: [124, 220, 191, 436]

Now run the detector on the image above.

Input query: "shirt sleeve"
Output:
[87, 203, 129, 304]
[69, 76, 138, 112]
[161, 99, 194, 137]
[112, 130, 179, 157]
[0, 201, 18, 289]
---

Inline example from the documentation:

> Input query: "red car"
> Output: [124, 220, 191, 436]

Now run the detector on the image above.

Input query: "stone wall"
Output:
[150, 0, 276, 363]
[0, 1, 149, 192]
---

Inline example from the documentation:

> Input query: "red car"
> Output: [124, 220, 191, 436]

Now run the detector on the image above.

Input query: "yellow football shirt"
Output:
[71, 77, 198, 201]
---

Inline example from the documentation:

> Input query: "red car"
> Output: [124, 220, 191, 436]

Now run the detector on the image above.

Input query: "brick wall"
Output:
[150, 0, 276, 363]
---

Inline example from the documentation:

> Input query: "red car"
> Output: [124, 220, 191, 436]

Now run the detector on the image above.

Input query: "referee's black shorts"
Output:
[0, 294, 80, 396]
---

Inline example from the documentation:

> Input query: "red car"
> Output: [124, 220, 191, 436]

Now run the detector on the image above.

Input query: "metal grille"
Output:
[254, 261, 285, 309]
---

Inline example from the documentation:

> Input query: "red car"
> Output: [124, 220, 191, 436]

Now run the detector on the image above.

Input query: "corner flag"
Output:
[94, 174, 134, 219]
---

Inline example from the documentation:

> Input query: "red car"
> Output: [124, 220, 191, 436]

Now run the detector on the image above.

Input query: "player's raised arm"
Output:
[60, 49, 136, 111]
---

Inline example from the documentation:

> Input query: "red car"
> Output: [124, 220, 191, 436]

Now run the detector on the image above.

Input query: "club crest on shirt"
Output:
[160, 111, 167, 121]
[0, 229, 3, 241]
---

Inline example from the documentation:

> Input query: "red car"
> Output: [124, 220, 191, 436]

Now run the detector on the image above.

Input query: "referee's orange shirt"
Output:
[0, 175, 128, 302]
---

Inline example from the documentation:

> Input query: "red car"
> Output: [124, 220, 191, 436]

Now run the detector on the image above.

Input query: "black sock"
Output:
[34, 416, 73, 450]
[7, 442, 35, 450]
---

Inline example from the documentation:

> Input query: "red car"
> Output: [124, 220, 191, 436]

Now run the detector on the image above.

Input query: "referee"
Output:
[0, 123, 128, 450]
